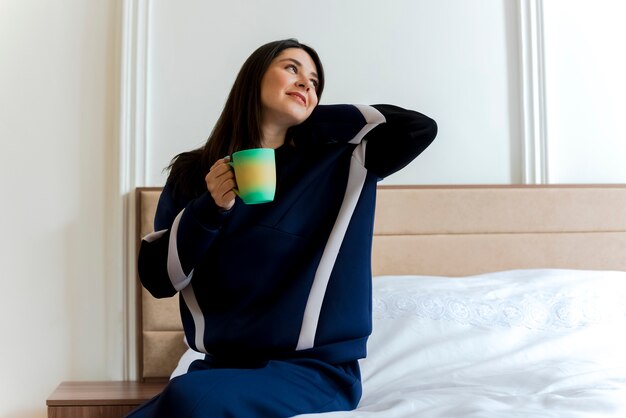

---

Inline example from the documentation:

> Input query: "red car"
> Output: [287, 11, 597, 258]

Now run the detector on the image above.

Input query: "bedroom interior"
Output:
[47, 184, 626, 416]
[1, 1, 625, 418]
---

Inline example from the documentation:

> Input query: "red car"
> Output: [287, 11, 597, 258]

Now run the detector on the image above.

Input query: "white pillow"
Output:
[360, 269, 626, 396]
[171, 269, 626, 383]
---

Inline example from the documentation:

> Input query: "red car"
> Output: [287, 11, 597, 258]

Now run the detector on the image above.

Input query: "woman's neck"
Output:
[261, 124, 287, 149]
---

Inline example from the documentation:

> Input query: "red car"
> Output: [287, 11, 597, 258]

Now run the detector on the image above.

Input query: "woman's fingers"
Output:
[205, 158, 237, 210]
[210, 156, 231, 171]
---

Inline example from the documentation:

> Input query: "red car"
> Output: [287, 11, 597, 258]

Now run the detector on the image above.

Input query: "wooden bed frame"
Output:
[135, 184, 626, 381]
[47, 184, 626, 417]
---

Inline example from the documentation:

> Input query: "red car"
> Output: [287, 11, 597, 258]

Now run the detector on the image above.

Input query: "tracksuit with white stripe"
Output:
[130, 104, 437, 417]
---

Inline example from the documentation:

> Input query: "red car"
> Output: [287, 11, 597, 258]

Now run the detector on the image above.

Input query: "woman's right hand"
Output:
[205, 157, 236, 211]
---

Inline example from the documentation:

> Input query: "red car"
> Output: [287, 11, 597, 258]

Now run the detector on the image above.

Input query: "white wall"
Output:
[145, 0, 626, 186]
[145, 0, 523, 186]
[543, 0, 626, 183]
[0, 1, 123, 417]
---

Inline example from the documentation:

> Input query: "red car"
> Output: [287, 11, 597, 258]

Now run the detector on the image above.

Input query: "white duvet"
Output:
[174, 270, 626, 417]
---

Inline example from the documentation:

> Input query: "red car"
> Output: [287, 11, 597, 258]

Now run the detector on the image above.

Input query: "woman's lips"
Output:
[287, 92, 306, 106]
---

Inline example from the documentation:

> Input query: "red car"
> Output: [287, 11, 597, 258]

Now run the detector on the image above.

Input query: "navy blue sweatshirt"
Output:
[138, 104, 437, 364]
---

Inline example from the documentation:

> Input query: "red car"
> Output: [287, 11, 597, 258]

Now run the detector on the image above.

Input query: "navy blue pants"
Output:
[125, 356, 361, 418]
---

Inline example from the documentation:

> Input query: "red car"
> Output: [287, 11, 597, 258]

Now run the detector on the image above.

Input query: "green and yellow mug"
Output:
[229, 148, 276, 204]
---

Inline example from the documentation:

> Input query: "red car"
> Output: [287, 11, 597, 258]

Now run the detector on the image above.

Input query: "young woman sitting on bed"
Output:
[129, 38, 437, 417]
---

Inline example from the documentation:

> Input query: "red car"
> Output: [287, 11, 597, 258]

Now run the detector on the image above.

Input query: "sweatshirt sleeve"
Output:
[365, 104, 437, 178]
[137, 183, 231, 298]
[293, 104, 437, 179]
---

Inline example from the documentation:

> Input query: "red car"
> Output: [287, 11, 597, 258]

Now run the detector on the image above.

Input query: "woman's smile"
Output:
[287, 92, 307, 106]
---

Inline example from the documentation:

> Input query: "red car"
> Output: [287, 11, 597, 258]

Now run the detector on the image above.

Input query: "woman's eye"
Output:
[286, 64, 297, 73]
[311, 80, 319, 90]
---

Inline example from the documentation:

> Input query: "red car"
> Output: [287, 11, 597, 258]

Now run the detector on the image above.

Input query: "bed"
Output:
[136, 185, 626, 417]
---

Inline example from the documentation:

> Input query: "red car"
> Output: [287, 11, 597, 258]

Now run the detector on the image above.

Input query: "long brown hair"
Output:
[166, 39, 325, 199]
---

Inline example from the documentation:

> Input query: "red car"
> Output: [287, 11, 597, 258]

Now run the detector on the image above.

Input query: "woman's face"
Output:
[260, 48, 320, 130]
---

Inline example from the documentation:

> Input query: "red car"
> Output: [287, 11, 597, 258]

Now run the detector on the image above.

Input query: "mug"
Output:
[229, 148, 276, 204]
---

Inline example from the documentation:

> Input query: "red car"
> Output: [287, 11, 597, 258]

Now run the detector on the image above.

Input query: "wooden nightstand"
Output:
[47, 381, 165, 418]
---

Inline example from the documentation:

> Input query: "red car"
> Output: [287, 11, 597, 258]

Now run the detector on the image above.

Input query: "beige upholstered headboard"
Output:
[135, 187, 185, 381]
[135, 185, 626, 381]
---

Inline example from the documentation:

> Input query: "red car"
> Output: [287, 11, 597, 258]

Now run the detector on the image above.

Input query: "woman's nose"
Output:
[296, 79, 310, 90]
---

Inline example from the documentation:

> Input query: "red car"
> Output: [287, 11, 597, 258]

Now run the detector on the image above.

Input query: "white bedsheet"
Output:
[304, 363, 626, 417]
[174, 270, 626, 417]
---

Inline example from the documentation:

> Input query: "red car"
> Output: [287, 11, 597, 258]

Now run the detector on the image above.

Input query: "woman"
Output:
[130, 39, 437, 417]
